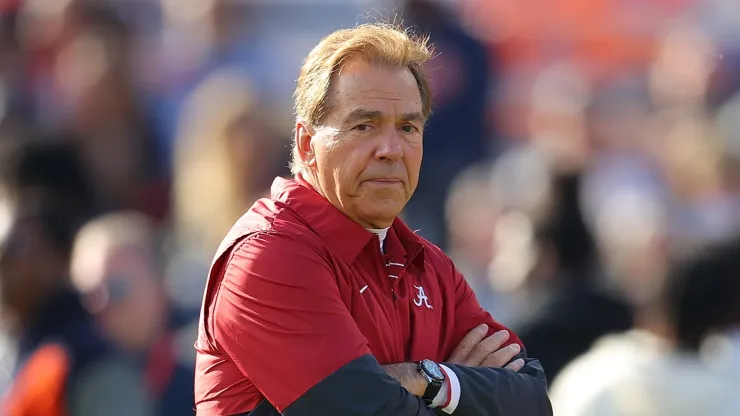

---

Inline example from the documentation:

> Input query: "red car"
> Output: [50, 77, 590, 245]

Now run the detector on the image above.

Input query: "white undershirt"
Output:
[366, 227, 389, 252]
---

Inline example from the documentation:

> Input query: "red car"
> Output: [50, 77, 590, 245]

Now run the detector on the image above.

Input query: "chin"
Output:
[359, 203, 405, 228]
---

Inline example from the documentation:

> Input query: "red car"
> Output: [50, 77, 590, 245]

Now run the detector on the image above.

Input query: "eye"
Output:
[353, 123, 372, 132]
[401, 123, 419, 133]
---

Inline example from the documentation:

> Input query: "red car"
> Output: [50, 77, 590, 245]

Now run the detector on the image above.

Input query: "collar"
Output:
[270, 176, 425, 268]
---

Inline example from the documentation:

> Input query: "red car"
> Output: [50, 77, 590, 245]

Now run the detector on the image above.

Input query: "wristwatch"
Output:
[417, 359, 446, 405]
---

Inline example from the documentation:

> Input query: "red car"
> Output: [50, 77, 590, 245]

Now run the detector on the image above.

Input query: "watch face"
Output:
[421, 360, 445, 381]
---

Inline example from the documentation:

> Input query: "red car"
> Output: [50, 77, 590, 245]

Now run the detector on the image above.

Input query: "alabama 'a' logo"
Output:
[413, 285, 433, 309]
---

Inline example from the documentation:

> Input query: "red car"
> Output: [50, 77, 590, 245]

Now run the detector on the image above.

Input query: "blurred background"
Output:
[0, 0, 739, 414]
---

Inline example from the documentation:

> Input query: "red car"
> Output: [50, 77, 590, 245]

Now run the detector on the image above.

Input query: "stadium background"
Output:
[0, 0, 739, 414]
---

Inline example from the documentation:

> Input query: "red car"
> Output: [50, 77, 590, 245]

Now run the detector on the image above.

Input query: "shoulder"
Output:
[214, 231, 335, 294]
[218, 197, 329, 265]
[229, 230, 330, 269]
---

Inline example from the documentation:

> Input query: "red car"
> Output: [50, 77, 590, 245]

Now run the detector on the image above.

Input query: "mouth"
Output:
[365, 178, 402, 185]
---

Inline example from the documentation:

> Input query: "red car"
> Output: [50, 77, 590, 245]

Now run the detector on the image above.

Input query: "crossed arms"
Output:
[209, 233, 552, 415]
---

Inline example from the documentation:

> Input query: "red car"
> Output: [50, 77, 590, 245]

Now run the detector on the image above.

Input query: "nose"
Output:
[374, 130, 403, 163]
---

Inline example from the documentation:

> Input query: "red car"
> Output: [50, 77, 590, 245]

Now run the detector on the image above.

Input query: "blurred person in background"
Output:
[549, 95, 740, 414]
[484, 145, 556, 327]
[553, 239, 740, 416]
[15, 0, 167, 219]
[152, 0, 275, 169]
[443, 162, 520, 323]
[524, 61, 592, 174]
[550, 184, 673, 415]
[400, 0, 495, 249]
[510, 167, 633, 382]
[649, 20, 718, 113]
[651, 111, 740, 254]
[483, 67, 635, 380]
[71, 211, 196, 416]
[0, 140, 152, 416]
[645, 20, 740, 252]
[167, 68, 281, 311]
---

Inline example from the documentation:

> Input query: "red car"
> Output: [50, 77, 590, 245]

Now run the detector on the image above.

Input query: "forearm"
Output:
[277, 355, 439, 416]
[441, 357, 552, 416]
[382, 363, 457, 413]
[382, 363, 428, 397]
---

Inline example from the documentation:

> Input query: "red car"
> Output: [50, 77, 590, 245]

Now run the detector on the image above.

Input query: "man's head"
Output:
[0, 192, 80, 319]
[0, 141, 91, 320]
[71, 211, 167, 353]
[291, 23, 433, 228]
[664, 239, 740, 352]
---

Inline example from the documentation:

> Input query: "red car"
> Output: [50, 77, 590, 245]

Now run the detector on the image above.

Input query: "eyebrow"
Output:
[343, 109, 427, 125]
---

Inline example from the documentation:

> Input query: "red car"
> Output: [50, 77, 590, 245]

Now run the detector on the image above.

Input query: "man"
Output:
[71, 211, 197, 415]
[0, 141, 153, 415]
[195, 23, 551, 415]
[551, 238, 740, 415]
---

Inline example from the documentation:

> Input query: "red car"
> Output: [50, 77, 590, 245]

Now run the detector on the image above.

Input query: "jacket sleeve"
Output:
[441, 353, 552, 416]
[209, 232, 439, 415]
[443, 261, 552, 415]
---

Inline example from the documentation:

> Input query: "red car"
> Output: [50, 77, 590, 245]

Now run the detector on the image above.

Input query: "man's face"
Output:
[299, 59, 425, 228]
[81, 246, 166, 352]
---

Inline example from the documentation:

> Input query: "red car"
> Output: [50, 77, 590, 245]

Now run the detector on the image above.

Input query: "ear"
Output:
[295, 121, 318, 168]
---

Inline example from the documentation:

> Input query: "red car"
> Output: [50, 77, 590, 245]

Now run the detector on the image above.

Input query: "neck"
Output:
[367, 227, 390, 252]
[298, 171, 319, 192]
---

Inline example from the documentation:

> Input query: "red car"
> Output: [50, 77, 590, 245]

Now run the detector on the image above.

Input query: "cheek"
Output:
[324, 143, 369, 177]
[405, 144, 423, 180]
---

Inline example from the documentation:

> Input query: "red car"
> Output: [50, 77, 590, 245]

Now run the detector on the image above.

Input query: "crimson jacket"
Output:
[194, 176, 551, 416]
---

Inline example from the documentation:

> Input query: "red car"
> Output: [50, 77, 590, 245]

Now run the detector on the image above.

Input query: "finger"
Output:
[464, 330, 510, 367]
[448, 324, 488, 363]
[504, 358, 525, 372]
[481, 342, 521, 368]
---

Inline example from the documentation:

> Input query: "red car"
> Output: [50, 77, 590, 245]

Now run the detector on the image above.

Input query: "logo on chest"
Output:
[413, 285, 433, 309]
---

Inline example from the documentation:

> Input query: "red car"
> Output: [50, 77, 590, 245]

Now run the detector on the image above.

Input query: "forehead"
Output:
[329, 59, 423, 118]
[76, 245, 148, 290]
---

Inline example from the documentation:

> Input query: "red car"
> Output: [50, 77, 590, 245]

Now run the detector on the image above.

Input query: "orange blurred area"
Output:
[461, 0, 690, 77]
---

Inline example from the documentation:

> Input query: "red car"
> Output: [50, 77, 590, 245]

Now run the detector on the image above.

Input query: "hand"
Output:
[447, 324, 525, 371]
[382, 363, 428, 397]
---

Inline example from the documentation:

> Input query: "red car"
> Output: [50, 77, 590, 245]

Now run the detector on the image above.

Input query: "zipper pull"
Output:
[392, 289, 397, 301]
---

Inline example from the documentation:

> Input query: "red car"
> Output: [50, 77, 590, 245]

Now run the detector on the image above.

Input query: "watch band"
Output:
[417, 359, 445, 405]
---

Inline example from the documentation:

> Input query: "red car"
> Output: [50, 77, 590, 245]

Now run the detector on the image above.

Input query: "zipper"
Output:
[371, 233, 405, 359]
[372, 234, 398, 306]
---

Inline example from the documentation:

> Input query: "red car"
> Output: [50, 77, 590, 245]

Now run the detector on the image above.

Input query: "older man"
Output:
[195, 23, 551, 416]
[71, 212, 197, 415]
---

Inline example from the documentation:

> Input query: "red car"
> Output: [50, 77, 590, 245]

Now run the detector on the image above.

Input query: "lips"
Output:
[369, 178, 401, 183]
[365, 178, 403, 186]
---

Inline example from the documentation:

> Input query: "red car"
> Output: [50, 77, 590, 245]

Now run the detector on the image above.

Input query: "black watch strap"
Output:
[417, 359, 445, 405]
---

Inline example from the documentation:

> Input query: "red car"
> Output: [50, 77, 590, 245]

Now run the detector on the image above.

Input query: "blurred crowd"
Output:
[0, 0, 739, 414]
